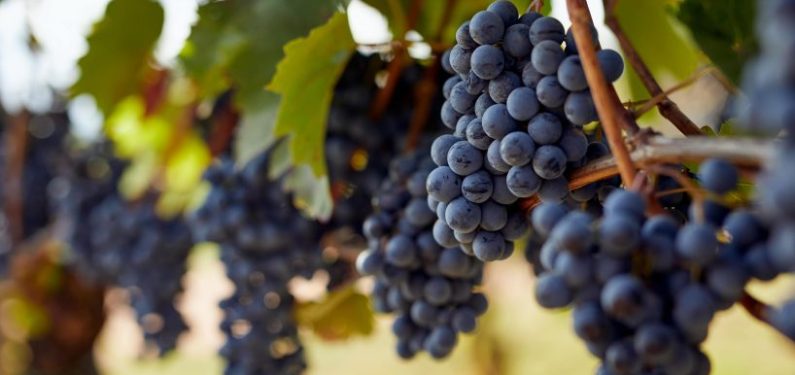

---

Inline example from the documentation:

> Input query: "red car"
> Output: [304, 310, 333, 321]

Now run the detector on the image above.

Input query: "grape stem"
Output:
[2, 110, 30, 246]
[631, 66, 713, 118]
[404, 0, 458, 152]
[519, 136, 774, 211]
[208, 93, 241, 157]
[644, 164, 706, 222]
[528, 0, 544, 13]
[369, 0, 426, 120]
[603, 0, 702, 136]
[738, 292, 795, 343]
[566, 0, 637, 187]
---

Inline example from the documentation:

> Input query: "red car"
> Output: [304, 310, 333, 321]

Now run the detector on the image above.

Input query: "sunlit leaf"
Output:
[615, 0, 701, 100]
[181, 0, 346, 170]
[676, 0, 757, 85]
[266, 12, 356, 219]
[295, 286, 374, 340]
[71, 0, 164, 115]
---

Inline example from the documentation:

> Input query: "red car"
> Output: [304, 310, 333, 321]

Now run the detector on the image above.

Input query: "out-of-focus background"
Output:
[0, 0, 793, 374]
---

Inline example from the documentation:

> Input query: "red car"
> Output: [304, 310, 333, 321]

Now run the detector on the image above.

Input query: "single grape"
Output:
[529, 16, 565, 45]
[455, 114, 475, 137]
[606, 341, 643, 375]
[527, 112, 563, 145]
[506, 164, 542, 197]
[479, 201, 508, 234]
[469, 10, 505, 45]
[538, 177, 569, 203]
[475, 93, 496, 118]
[441, 100, 463, 129]
[535, 272, 573, 308]
[531, 202, 568, 237]
[599, 214, 641, 257]
[433, 219, 459, 248]
[449, 81, 477, 113]
[531, 40, 565, 75]
[441, 49, 454, 74]
[558, 127, 589, 161]
[486, 140, 512, 174]
[698, 158, 738, 194]
[522, 63, 544, 88]
[489, 72, 522, 103]
[455, 21, 478, 49]
[449, 45, 473, 76]
[564, 25, 599, 54]
[471, 45, 505, 80]
[482, 104, 518, 139]
[564, 91, 597, 125]
[443, 76, 462, 99]
[536, 76, 568, 108]
[600, 274, 648, 326]
[431, 134, 462, 166]
[487, 0, 518, 26]
[445, 197, 482, 233]
[447, 141, 484, 176]
[504, 23, 532, 58]
[675, 223, 718, 265]
[492, 174, 519, 205]
[557, 55, 588, 91]
[506, 87, 539, 121]
[518, 11, 542, 27]
[465, 118, 492, 151]
[461, 170, 493, 203]
[499, 131, 536, 166]
[634, 323, 677, 365]
[597, 49, 624, 82]
[463, 70, 488, 95]
[532, 145, 567, 180]
[426, 166, 462, 203]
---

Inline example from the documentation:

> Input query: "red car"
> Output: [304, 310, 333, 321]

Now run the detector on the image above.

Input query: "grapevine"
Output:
[0, 0, 793, 374]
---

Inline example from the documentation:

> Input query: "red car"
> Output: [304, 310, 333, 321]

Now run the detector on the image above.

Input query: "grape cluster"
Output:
[0, 113, 71, 275]
[84, 196, 192, 353]
[430, 1, 624, 261]
[62, 146, 193, 354]
[189, 149, 322, 375]
[325, 54, 424, 233]
[740, 0, 795, 339]
[60, 144, 127, 281]
[738, 0, 795, 136]
[356, 150, 488, 359]
[528, 156, 795, 374]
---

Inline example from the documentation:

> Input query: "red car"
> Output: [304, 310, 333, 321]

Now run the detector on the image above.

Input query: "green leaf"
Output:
[615, 0, 701, 100]
[676, 0, 757, 85]
[362, 0, 542, 43]
[266, 12, 355, 219]
[295, 286, 374, 341]
[71, 0, 164, 115]
[181, 0, 347, 183]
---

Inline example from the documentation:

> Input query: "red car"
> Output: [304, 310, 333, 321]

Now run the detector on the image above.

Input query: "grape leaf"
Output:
[294, 286, 374, 341]
[71, 0, 164, 115]
[676, 0, 757, 85]
[266, 12, 356, 219]
[364, 0, 539, 43]
[615, 0, 701, 100]
[180, 0, 346, 171]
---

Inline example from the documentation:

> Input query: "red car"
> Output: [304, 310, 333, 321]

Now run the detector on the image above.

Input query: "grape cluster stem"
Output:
[567, 0, 637, 186]
[2, 110, 30, 246]
[520, 136, 775, 211]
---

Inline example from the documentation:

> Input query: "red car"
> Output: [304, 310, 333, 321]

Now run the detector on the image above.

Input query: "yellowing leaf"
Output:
[295, 286, 374, 341]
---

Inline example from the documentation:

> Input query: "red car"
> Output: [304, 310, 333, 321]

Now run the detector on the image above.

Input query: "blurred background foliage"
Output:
[0, 0, 792, 374]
